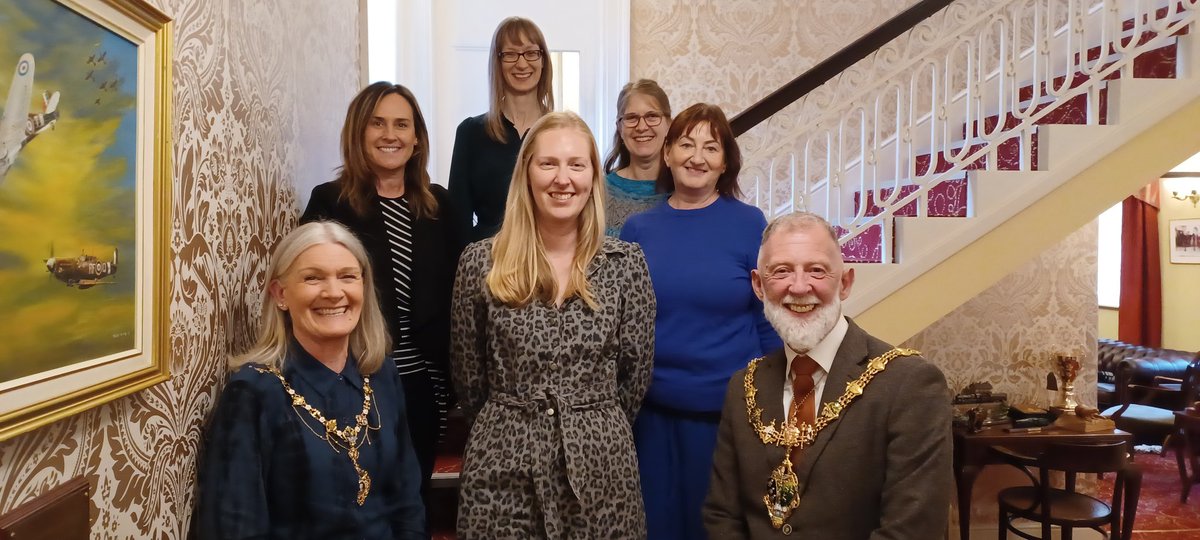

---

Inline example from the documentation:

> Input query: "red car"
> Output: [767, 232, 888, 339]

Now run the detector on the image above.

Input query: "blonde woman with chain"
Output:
[194, 221, 425, 539]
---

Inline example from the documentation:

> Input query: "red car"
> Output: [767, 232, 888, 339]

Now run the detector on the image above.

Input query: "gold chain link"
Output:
[744, 348, 920, 449]
[255, 365, 380, 505]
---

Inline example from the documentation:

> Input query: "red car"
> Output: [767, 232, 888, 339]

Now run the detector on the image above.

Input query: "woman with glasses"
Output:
[448, 16, 553, 244]
[621, 103, 781, 540]
[602, 79, 672, 236]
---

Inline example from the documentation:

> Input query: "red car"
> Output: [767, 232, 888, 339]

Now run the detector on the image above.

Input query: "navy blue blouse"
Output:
[194, 345, 426, 539]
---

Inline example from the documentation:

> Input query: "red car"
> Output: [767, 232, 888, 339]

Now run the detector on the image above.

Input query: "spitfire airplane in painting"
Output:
[45, 247, 118, 289]
[0, 53, 61, 180]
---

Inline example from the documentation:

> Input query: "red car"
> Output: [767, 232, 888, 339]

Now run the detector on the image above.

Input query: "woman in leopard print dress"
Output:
[451, 111, 656, 538]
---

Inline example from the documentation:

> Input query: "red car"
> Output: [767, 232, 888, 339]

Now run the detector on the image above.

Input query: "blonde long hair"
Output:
[486, 112, 606, 309]
[230, 221, 390, 374]
[485, 17, 554, 143]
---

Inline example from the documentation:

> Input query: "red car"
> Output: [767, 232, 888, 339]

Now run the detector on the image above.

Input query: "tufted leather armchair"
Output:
[1096, 339, 1197, 410]
[1103, 355, 1200, 446]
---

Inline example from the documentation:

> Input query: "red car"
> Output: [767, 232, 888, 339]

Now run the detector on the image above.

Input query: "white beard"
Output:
[763, 294, 842, 354]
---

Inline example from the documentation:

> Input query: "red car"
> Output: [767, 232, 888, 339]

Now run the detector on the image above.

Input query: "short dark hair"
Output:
[656, 102, 742, 199]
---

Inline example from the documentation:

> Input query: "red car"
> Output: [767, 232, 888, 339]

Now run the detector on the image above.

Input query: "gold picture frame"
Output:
[0, 0, 172, 441]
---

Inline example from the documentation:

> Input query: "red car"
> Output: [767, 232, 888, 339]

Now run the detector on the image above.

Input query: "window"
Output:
[550, 51, 581, 114]
[1096, 202, 1122, 308]
[366, 0, 397, 83]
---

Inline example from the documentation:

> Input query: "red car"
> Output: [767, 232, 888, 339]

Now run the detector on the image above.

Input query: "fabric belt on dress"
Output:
[490, 388, 616, 413]
[488, 388, 620, 518]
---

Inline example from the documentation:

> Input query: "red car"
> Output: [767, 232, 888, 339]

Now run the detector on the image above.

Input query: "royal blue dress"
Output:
[621, 195, 781, 540]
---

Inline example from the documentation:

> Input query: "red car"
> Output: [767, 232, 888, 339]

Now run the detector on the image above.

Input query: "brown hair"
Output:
[485, 17, 554, 143]
[656, 102, 743, 198]
[335, 82, 437, 219]
[603, 79, 672, 173]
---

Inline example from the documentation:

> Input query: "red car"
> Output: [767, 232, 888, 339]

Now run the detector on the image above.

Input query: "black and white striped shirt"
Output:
[380, 196, 423, 376]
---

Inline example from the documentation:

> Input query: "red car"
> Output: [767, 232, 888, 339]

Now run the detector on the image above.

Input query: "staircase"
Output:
[735, 0, 1200, 344]
[427, 2, 1200, 534]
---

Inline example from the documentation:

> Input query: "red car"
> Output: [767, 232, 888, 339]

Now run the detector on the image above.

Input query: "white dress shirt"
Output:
[782, 315, 850, 416]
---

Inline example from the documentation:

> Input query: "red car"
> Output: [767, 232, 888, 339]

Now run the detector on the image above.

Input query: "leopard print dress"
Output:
[451, 237, 656, 539]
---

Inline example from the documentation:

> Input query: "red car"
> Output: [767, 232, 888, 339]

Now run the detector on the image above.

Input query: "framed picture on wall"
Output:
[0, 0, 172, 441]
[1169, 218, 1200, 264]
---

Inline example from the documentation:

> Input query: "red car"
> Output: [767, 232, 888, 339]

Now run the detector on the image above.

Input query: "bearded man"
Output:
[703, 212, 953, 539]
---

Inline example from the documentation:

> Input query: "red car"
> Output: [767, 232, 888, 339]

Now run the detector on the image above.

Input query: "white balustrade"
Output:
[740, 0, 1198, 263]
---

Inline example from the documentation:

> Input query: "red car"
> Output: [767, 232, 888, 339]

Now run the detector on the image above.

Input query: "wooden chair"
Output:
[1176, 410, 1200, 503]
[1168, 363, 1200, 502]
[995, 442, 1141, 540]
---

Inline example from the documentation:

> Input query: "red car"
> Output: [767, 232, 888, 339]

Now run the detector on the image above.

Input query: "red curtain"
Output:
[1117, 184, 1162, 347]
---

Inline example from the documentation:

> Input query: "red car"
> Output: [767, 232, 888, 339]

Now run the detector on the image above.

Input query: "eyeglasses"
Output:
[619, 112, 665, 128]
[499, 50, 544, 63]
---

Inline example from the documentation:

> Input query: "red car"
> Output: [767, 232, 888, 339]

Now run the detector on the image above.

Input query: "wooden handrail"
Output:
[730, 0, 956, 137]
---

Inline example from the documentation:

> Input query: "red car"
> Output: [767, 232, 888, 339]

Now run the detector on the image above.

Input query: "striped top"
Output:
[380, 196, 423, 376]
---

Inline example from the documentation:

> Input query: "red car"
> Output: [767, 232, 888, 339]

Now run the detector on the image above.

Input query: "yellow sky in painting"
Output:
[0, 2, 137, 382]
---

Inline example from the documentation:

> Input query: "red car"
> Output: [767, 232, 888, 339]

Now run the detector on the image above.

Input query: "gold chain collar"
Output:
[744, 347, 919, 528]
[255, 365, 381, 506]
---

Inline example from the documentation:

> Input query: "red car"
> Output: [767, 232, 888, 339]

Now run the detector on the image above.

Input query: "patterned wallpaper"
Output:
[630, 0, 920, 111]
[0, 0, 359, 536]
[0, 1, 1101, 536]
[630, 0, 1100, 408]
[630, 0, 971, 212]
[902, 223, 1100, 408]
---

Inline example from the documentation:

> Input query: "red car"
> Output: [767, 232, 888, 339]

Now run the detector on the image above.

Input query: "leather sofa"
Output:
[1096, 338, 1196, 410]
[1098, 339, 1198, 445]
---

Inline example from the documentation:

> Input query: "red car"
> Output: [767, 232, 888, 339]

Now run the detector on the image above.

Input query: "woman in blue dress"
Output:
[602, 79, 672, 237]
[621, 103, 781, 540]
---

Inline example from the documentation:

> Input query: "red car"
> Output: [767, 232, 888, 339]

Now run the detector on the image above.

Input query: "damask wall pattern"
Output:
[0, 0, 360, 537]
[902, 224, 1100, 408]
[630, 0, 920, 111]
[630, 0, 922, 206]
[631, 0, 1100, 407]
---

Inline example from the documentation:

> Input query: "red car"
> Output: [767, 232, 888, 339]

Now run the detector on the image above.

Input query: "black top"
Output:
[300, 182, 461, 384]
[447, 113, 524, 243]
[194, 346, 426, 539]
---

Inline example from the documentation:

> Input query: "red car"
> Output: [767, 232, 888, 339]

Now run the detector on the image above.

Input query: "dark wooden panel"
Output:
[0, 476, 90, 540]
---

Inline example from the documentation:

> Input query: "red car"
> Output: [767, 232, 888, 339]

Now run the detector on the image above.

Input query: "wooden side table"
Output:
[953, 425, 1133, 540]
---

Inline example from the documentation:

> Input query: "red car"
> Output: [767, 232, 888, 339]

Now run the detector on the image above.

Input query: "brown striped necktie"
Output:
[789, 354, 821, 462]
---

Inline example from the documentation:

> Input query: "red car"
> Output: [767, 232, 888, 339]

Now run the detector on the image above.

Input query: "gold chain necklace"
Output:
[744, 347, 919, 528]
[255, 365, 381, 505]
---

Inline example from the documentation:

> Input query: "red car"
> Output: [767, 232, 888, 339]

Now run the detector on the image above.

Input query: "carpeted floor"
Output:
[431, 450, 1200, 539]
[1096, 450, 1200, 539]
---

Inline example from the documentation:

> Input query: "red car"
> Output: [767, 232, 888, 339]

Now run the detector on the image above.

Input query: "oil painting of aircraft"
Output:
[44, 245, 118, 289]
[0, 53, 61, 180]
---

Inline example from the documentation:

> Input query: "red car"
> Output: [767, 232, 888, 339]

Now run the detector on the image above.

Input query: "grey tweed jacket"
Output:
[704, 318, 953, 540]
